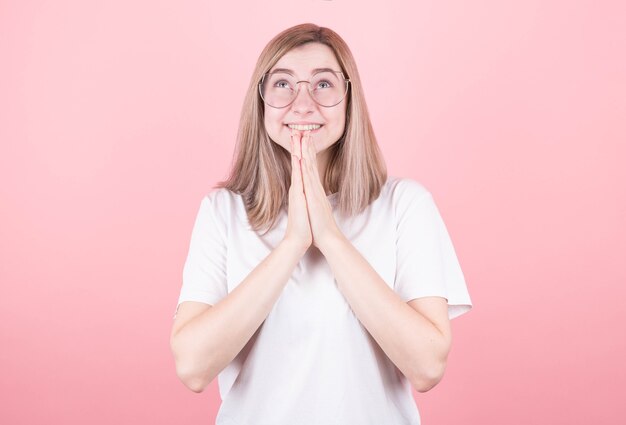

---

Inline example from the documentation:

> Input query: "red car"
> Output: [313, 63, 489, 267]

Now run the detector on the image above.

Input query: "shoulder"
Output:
[203, 186, 239, 206]
[384, 176, 433, 203]
[200, 187, 241, 220]
[200, 186, 248, 227]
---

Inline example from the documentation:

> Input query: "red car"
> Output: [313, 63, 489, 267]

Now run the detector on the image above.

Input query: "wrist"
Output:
[280, 237, 310, 258]
[316, 228, 346, 256]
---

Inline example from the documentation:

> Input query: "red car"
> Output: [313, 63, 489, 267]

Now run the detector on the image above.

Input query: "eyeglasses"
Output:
[259, 70, 350, 108]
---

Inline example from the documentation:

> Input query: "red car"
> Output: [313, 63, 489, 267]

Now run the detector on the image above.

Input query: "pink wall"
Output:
[1, 0, 625, 423]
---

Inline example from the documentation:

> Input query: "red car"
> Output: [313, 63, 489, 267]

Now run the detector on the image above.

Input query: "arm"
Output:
[295, 133, 452, 391]
[295, 130, 454, 391]
[319, 234, 452, 393]
[169, 238, 307, 393]
[171, 134, 314, 393]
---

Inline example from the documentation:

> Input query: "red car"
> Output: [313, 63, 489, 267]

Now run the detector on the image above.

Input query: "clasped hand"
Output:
[285, 130, 342, 253]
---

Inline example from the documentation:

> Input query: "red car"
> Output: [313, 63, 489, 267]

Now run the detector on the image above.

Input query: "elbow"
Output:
[411, 361, 447, 393]
[412, 332, 452, 393]
[170, 338, 213, 393]
[413, 375, 443, 393]
[175, 363, 213, 393]
[182, 375, 209, 394]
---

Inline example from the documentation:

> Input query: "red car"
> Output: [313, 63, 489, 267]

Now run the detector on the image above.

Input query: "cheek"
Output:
[264, 113, 290, 148]
[265, 112, 285, 134]
[332, 111, 347, 135]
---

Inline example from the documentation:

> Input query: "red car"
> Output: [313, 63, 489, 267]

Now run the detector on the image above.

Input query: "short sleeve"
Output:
[174, 194, 228, 318]
[393, 180, 472, 319]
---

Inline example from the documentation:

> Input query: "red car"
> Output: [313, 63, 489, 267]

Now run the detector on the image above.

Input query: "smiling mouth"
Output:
[286, 124, 323, 132]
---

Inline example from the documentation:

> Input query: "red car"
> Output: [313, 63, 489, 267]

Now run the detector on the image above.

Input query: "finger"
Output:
[306, 131, 316, 157]
[300, 131, 310, 175]
[290, 135, 303, 191]
[297, 131, 304, 159]
[301, 132, 318, 184]
[300, 135, 316, 196]
[301, 131, 311, 162]
[290, 130, 301, 159]
[300, 153, 312, 196]
[305, 132, 321, 181]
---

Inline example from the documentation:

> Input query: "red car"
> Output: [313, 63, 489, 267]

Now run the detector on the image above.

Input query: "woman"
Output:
[170, 23, 472, 424]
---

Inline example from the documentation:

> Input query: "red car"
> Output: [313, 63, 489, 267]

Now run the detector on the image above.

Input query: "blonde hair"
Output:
[216, 23, 387, 234]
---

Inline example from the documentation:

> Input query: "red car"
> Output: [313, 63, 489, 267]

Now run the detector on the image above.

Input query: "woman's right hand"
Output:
[284, 131, 312, 252]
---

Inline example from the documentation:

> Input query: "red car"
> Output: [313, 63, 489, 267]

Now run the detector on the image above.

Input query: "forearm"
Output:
[171, 238, 306, 390]
[319, 234, 449, 391]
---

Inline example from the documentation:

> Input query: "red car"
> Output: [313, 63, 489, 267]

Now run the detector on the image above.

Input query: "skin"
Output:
[271, 45, 452, 393]
[262, 42, 348, 251]
[286, 125, 452, 393]
[170, 41, 453, 395]
[264, 42, 348, 187]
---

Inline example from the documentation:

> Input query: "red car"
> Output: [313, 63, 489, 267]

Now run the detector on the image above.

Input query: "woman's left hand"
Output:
[297, 130, 343, 250]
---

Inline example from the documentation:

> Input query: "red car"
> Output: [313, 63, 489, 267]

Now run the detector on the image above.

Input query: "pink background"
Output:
[1, 0, 625, 423]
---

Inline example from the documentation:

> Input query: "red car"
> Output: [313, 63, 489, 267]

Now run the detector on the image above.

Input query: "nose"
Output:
[291, 82, 316, 114]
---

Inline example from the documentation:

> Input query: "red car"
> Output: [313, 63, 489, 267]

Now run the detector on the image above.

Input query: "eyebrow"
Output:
[268, 67, 338, 75]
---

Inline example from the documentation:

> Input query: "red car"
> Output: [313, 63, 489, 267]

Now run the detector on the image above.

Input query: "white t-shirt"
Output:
[175, 176, 472, 425]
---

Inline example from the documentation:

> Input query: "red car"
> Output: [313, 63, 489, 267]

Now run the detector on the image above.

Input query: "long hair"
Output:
[216, 23, 387, 234]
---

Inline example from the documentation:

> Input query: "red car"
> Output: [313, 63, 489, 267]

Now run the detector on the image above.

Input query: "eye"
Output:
[317, 80, 332, 89]
[275, 80, 291, 89]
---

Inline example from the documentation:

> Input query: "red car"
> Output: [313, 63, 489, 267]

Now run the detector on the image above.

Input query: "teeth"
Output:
[288, 124, 322, 131]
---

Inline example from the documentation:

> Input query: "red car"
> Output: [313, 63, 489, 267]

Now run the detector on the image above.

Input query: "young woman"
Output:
[170, 23, 472, 424]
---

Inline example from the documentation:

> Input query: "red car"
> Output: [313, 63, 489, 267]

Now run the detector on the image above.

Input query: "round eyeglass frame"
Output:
[258, 70, 351, 108]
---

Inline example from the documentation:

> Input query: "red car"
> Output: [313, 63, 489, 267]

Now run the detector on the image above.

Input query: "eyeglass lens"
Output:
[260, 71, 347, 108]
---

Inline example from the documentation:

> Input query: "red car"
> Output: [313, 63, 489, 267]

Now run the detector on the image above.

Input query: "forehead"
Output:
[269, 42, 341, 77]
